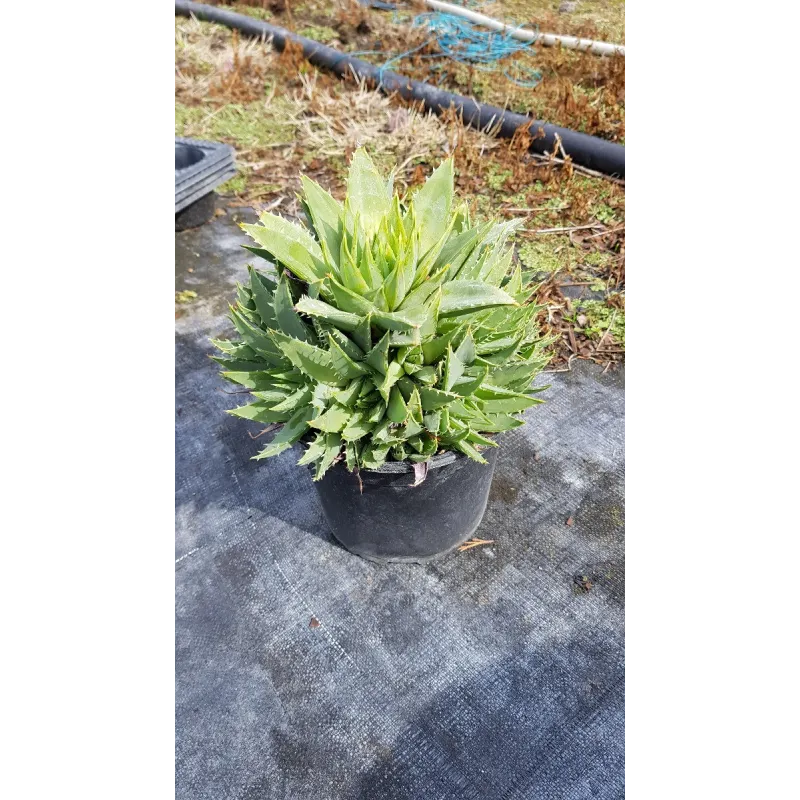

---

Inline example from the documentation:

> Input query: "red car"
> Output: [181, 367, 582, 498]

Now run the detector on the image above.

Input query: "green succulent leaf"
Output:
[347, 148, 392, 233]
[419, 386, 459, 411]
[227, 402, 290, 423]
[366, 399, 387, 424]
[412, 158, 454, 256]
[475, 384, 545, 413]
[345, 440, 360, 472]
[387, 385, 408, 423]
[270, 385, 312, 412]
[308, 404, 351, 433]
[270, 331, 344, 386]
[451, 439, 488, 464]
[327, 277, 375, 316]
[327, 334, 368, 380]
[423, 411, 441, 432]
[248, 267, 278, 329]
[274, 274, 314, 342]
[365, 330, 390, 375]
[443, 345, 465, 392]
[342, 410, 374, 442]
[333, 378, 364, 408]
[376, 360, 405, 403]
[361, 441, 391, 470]
[252, 406, 314, 459]
[229, 306, 283, 361]
[295, 296, 361, 333]
[314, 433, 343, 480]
[221, 371, 278, 391]
[240, 214, 326, 284]
[299, 175, 343, 262]
[440, 282, 518, 317]
[297, 432, 328, 466]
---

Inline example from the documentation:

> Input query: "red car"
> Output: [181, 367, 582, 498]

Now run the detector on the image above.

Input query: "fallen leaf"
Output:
[309, 617, 320, 629]
[565, 516, 574, 526]
[410, 461, 428, 487]
[573, 574, 592, 592]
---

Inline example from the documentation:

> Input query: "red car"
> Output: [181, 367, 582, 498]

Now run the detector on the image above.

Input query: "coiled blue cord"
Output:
[412, 12, 542, 88]
[351, 7, 543, 89]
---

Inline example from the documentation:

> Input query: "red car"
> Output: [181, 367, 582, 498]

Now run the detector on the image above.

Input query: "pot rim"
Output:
[301, 442, 489, 474]
[363, 448, 462, 474]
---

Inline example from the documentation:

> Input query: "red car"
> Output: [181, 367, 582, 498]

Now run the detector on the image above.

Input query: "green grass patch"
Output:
[175, 100, 298, 149]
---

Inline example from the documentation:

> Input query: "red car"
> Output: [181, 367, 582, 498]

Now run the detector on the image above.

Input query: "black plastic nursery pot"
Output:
[312, 448, 498, 563]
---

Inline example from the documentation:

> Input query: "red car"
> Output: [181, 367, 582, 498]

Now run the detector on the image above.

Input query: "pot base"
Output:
[328, 515, 487, 564]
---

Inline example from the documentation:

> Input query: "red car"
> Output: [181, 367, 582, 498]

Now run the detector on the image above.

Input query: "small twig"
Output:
[503, 205, 570, 213]
[529, 223, 601, 234]
[458, 538, 495, 552]
[529, 152, 625, 185]
[554, 132, 569, 161]
[566, 326, 578, 354]
[584, 225, 625, 239]
[255, 195, 286, 213]
[559, 281, 593, 287]
[543, 353, 578, 373]
[248, 424, 281, 440]
[595, 310, 618, 352]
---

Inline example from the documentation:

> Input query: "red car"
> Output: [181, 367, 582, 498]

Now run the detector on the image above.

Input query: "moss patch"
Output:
[298, 25, 338, 43]
[518, 239, 574, 274]
[176, 290, 198, 304]
[175, 100, 298, 148]
[570, 298, 625, 345]
[218, 173, 248, 194]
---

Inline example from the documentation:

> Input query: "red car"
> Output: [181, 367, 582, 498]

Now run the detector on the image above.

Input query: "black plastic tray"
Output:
[175, 137, 236, 213]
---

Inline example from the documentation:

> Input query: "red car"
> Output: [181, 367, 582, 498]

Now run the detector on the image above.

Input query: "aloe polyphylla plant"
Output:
[212, 148, 551, 481]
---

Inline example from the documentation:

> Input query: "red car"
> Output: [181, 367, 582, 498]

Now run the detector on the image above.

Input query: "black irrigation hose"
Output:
[175, 0, 625, 178]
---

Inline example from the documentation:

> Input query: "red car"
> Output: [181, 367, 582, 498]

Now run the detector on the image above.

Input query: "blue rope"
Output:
[413, 12, 542, 87]
[351, 7, 543, 89]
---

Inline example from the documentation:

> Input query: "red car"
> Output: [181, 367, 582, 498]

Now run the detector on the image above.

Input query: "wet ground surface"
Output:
[175, 208, 625, 799]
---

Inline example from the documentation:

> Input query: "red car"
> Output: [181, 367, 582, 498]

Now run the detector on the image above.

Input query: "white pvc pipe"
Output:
[423, 0, 625, 57]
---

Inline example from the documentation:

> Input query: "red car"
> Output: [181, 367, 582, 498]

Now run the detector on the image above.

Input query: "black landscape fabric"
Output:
[176, 211, 625, 799]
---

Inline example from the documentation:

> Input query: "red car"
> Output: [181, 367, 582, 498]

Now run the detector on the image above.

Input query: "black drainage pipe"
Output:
[175, 0, 625, 179]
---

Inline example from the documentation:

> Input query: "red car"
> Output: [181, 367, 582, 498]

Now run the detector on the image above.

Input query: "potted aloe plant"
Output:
[213, 149, 550, 562]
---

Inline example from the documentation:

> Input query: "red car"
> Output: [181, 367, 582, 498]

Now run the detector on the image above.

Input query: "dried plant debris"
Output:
[573, 573, 593, 593]
[458, 538, 496, 552]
